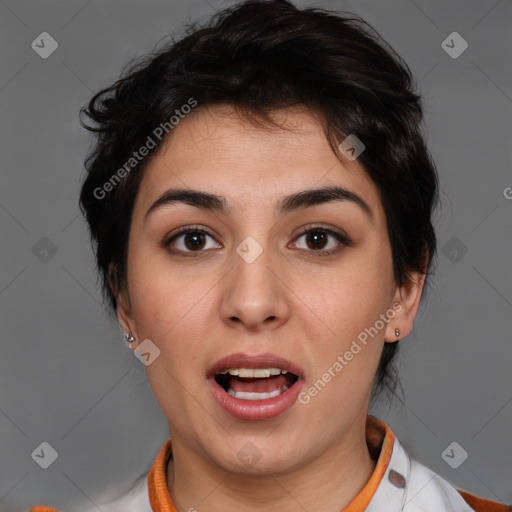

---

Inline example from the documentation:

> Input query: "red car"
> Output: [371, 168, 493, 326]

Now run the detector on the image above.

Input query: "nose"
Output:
[219, 243, 291, 332]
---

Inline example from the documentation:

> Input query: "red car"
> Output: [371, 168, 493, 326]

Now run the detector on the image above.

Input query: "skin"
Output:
[117, 104, 426, 511]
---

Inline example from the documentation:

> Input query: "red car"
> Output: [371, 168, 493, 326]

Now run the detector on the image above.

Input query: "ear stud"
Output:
[395, 328, 401, 338]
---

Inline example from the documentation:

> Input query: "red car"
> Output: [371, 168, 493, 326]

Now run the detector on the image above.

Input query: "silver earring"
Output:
[124, 332, 135, 344]
[395, 328, 400, 338]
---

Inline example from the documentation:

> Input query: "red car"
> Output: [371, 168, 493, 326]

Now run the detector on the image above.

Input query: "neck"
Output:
[166, 419, 376, 512]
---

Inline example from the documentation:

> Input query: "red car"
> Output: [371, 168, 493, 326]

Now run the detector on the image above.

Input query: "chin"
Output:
[207, 436, 303, 476]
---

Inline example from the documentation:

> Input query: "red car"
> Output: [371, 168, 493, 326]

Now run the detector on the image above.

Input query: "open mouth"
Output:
[207, 355, 305, 420]
[214, 368, 299, 401]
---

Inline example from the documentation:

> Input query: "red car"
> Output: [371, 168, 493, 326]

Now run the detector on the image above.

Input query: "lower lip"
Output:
[207, 376, 304, 421]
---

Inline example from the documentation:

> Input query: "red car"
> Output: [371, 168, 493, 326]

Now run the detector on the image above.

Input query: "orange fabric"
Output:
[148, 438, 177, 512]
[459, 490, 512, 512]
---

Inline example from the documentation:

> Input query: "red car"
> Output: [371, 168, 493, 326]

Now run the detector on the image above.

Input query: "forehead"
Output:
[134, 105, 382, 218]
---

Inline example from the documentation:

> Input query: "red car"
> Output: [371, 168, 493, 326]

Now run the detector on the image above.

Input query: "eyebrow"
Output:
[144, 185, 373, 222]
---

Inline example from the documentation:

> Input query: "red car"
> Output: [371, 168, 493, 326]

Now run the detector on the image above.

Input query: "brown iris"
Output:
[184, 231, 207, 251]
[305, 231, 328, 250]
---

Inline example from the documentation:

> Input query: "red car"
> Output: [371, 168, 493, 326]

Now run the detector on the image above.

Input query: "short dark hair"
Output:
[79, 0, 438, 397]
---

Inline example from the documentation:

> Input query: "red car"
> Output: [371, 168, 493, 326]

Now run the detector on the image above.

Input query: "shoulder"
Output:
[29, 474, 150, 512]
[385, 437, 511, 512]
[408, 455, 510, 511]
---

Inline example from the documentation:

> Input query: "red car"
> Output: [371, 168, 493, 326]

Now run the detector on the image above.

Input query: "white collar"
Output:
[367, 436, 475, 511]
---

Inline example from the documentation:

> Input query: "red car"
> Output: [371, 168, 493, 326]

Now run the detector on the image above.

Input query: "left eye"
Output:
[292, 228, 347, 253]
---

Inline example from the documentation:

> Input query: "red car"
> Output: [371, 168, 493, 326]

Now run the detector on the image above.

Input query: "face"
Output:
[117, 105, 424, 476]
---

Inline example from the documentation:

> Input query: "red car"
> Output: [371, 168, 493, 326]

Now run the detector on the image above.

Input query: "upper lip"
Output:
[207, 352, 304, 380]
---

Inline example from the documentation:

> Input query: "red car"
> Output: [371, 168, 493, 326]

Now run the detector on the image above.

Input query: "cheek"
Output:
[127, 248, 203, 337]
[127, 256, 211, 410]
[132, 277, 212, 342]
[295, 240, 394, 374]
[308, 243, 393, 328]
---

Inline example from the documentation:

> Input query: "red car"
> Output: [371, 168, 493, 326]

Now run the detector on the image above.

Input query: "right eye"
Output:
[165, 226, 222, 255]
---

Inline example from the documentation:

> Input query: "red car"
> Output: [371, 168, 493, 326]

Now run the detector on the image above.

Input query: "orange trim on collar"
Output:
[343, 415, 395, 511]
[458, 490, 512, 512]
[147, 415, 395, 512]
[148, 438, 177, 512]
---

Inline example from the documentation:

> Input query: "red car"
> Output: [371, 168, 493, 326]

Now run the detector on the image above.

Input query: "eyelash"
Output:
[163, 224, 351, 258]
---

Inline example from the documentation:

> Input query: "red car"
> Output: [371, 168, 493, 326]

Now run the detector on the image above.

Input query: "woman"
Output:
[30, 0, 511, 510]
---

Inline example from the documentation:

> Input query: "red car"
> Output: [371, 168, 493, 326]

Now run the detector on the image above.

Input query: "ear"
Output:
[116, 288, 139, 348]
[384, 270, 427, 343]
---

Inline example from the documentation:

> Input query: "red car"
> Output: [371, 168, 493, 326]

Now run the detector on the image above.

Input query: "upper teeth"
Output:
[218, 367, 288, 378]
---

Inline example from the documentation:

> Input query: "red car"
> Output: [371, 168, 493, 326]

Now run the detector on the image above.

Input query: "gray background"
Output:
[1, 0, 511, 510]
